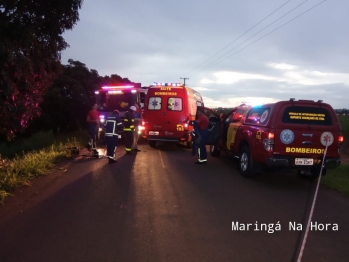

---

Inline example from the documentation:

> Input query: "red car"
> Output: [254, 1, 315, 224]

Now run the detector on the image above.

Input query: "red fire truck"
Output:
[94, 83, 147, 140]
[143, 82, 205, 148]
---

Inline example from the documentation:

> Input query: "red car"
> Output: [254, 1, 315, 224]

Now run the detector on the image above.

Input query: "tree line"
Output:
[0, 0, 133, 142]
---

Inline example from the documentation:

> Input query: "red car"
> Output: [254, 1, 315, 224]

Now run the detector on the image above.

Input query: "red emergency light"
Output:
[101, 85, 134, 89]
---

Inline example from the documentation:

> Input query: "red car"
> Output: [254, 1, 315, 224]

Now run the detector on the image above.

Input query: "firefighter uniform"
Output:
[105, 110, 123, 163]
[191, 120, 201, 156]
[196, 112, 209, 164]
[124, 106, 136, 154]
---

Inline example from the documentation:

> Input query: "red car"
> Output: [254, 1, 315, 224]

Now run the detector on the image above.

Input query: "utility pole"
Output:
[180, 77, 189, 86]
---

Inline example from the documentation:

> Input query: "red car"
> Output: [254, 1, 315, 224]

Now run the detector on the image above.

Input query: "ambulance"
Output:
[143, 82, 204, 147]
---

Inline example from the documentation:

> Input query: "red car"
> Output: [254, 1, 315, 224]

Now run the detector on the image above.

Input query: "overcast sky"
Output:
[61, 0, 349, 109]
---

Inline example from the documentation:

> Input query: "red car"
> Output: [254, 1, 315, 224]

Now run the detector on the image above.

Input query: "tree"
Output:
[37, 59, 100, 133]
[0, 0, 83, 140]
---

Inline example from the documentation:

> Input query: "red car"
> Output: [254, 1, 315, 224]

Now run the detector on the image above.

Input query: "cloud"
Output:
[61, 0, 349, 109]
[201, 71, 275, 84]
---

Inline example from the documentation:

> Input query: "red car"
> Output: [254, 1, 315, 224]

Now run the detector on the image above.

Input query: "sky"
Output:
[61, 0, 349, 109]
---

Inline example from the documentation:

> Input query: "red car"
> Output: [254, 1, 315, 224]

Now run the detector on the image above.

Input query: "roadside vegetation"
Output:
[0, 131, 89, 202]
[323, 165, 349, 195]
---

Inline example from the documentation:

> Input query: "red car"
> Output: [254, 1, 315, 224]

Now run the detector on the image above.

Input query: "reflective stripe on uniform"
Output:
[198, 148, 207, 162]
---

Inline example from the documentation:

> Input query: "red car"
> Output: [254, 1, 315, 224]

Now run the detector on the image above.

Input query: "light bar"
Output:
[102, 85, 134, 89]
[108, 90, 123, 94]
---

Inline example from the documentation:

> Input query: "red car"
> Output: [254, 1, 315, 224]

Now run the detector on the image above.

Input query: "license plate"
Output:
[295, 158, 313, 165]
[149, 131, 159, 135]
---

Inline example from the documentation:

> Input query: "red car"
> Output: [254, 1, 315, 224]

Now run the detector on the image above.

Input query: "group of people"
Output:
[86, 102, 142, 164]
[87, 102, 211, 165]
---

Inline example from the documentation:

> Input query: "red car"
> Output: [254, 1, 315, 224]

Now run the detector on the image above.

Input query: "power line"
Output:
[185, 0, 294, 76]
[195, 0, 326, 73]
[192, 0, 311, 75]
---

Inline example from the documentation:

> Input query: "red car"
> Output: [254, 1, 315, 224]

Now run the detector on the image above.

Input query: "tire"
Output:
[238, 146, 256, 178]
[210, 144, 221, 157]
[148, 140, 157, 148]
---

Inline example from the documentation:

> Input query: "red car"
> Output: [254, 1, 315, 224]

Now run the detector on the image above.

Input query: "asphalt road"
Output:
[0, 141, 348, 262]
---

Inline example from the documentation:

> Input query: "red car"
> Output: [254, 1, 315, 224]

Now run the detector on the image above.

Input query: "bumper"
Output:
[265, 156, 341, 169]
[146, 131, 191, 143]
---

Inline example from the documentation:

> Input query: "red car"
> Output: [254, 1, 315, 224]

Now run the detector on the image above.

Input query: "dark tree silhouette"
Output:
[0, 0, 83, 140]
[38, 59, 100, 133]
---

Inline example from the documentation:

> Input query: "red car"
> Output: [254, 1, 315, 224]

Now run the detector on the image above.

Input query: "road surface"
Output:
[0, 142, 348, 262]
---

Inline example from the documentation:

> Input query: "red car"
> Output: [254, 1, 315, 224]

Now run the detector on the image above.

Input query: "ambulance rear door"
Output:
[146, 89, 186, 137]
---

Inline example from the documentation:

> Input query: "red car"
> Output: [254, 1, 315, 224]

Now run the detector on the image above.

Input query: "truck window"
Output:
[148, 97, 162, 110]
[282, 106, 333, 126]
[96, 91, 136, 111]
[245, 108, 271, 125]
[167, 97, 183, 111]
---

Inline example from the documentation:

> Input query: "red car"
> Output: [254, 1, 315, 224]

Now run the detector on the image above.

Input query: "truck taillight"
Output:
[338, 136, 344, 142]
[263, 132, 274, 152]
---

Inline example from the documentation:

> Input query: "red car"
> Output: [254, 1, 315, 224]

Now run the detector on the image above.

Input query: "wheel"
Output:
[148, 140, 157, 148]
[238, 146, 257, 178]
[210, 144, 221, 157]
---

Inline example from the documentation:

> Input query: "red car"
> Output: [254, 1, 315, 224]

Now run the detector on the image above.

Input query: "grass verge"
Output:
[322, 164, 349, 196]
[0, 131, 89, 203]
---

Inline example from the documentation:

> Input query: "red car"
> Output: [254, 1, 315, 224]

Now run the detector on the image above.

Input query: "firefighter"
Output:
[191, 119, 201, 156]
[195, 110, 209, 164]
[104, 110, 123, 163]
[132, 102, 142, 152]
[124, 106, 136, 154]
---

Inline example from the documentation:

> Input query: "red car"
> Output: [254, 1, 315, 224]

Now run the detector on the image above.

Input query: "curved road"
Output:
[0, 142, 348, 262]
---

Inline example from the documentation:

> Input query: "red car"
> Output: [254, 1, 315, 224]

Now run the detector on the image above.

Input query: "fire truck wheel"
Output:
[238, 146, 256, 178]
[210, 145, 221, 157]
[148, 140, 157, 148]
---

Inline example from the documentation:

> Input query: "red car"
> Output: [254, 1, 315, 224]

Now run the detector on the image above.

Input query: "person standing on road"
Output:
[195, 110, 209, 164]
[191, 118, 201, 156]
[86, 103, 99, 156]
[104, 110, 123, 163]
[132, 102, 141, 152]
[124, 106, 136, 154]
